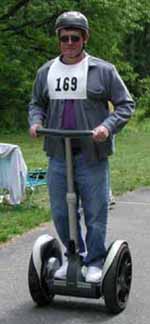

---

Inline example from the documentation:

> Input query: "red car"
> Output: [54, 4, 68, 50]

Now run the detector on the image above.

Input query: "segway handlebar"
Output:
[36, 127, 93, 138]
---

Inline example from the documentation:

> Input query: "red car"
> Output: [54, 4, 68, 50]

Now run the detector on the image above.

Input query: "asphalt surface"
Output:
[0, 187, 150, 324]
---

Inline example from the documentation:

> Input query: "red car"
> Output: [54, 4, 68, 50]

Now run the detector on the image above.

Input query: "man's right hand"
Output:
[29, 124, 42, 138]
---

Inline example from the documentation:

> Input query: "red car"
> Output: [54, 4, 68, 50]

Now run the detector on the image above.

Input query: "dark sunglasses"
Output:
[59, 35, 81, 43]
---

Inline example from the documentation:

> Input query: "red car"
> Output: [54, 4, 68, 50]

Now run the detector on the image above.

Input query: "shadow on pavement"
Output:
[1, 298, 114, 324]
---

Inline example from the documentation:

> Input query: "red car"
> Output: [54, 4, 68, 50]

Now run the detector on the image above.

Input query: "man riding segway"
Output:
[29, 11, 134, 284]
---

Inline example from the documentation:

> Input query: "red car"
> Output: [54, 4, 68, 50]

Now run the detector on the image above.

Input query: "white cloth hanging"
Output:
[0, 143, 27, 205]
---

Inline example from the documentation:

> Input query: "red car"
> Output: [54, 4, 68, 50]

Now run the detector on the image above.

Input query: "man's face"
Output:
[59, 28, 87, 59]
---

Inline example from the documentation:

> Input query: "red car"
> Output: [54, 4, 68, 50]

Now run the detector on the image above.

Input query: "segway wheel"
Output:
[103, 242, 132, 314]
[28, 254, 50, 306]
[28, 236, 62, 306]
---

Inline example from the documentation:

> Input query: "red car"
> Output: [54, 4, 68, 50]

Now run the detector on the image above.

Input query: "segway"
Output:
[28, 128, 132, 314]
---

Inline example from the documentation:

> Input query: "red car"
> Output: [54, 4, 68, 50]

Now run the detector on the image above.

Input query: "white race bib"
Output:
[47, 55, 88, 99]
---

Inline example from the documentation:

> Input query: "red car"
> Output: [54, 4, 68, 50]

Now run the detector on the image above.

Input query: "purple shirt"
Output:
[61, 100, 76, 129]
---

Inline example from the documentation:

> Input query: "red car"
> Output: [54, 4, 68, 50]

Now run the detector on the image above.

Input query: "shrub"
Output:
[136, 77, 150, 121]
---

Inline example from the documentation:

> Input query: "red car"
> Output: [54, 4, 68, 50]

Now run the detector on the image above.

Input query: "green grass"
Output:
[110, 120, 150, 194]
[0, 202, 49, 242]
[0, 120, 150, 243]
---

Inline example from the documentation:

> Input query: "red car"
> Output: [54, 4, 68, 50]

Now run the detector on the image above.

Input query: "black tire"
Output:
[28, 237, 62, 306]
[28, 254, 51, 306]
[103, 243, 132, 314]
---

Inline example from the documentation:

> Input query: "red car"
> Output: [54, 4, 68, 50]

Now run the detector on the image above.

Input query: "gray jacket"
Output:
[28, 54, 135, 162]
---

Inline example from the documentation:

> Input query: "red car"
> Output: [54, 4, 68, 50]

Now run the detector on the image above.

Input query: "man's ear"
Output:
[84, 33, 89, 45]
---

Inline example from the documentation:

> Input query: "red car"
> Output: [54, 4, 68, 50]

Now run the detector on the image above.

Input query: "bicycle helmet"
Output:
[55, 11, 89, 34]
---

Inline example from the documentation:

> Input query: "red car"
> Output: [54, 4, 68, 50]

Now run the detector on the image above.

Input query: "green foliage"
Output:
[136, 77, 150, 120]
[0, 0, 150, 128]
[123, 0, 150, 79]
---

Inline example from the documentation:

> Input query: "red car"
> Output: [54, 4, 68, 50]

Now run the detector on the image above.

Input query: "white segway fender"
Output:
[101, 240, 132, 313]
[32, 234, 54, 279]
[101, 240, 128, 283]
[28, 234, 62, 305]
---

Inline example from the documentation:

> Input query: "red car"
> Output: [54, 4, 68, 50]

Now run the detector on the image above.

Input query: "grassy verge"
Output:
[110, 119, 150, 194]
[0, 120, 150, 243]
[0, 200, 49, 242]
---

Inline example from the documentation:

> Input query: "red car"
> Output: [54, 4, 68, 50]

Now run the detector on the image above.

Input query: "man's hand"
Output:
[92, 125, 109, 142]
[29, 124, 42, 138]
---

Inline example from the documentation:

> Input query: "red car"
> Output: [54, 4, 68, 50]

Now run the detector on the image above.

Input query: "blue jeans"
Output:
[47, 154, 109, 267]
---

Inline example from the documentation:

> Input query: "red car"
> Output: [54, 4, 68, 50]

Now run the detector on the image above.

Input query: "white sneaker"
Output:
[85, 266, 102, 283]
[81, 265, 87, 278]
[109, 195, 116, 209]
[54, 261, 68, 279]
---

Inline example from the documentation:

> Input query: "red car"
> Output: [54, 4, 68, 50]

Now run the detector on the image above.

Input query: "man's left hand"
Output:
[92, 125, 109, 142]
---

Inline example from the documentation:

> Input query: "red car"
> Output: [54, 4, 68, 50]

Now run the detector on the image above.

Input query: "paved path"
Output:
[0, 188, 150, 324]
